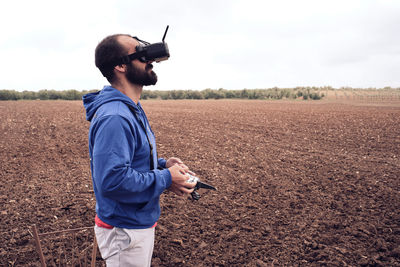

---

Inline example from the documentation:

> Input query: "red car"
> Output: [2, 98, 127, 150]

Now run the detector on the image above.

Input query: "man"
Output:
[83, 33, 196, 266]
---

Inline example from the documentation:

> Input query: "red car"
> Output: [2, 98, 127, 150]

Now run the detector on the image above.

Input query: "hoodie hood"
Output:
[83, 86, 139, 121]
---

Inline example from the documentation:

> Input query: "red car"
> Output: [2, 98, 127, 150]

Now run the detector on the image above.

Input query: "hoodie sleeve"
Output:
[91, 114, 172, 204]
[157, 158, 167, 168]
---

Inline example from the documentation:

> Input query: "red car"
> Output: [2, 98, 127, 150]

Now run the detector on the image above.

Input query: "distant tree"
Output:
[187, 90, 204, 99]
[170, 90, 186, 99]
[0, 88, 328, 101]
[159, 91, 171, 100]
[202, 88, 225, 99]
[48, 90, 61, 100]
[63, 90, 80, 100]
[0, 90, 21, 100]
[310, 92, 321, 100]
[240, 89, 249, 99]
[38, 90, 50, 100]
[21, 91, 37, 100]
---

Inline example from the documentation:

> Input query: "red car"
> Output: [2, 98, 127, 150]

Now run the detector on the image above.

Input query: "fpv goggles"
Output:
[106, 25, 170, 69]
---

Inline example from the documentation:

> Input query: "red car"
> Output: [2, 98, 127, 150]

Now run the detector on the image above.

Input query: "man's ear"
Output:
[114, 64, 126, 73]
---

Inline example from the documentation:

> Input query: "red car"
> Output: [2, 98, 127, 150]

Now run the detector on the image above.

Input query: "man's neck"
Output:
[112, 80, 143, 104]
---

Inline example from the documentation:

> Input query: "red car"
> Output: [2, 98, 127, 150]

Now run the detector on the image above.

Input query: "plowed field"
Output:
[1, 99, 399, 266]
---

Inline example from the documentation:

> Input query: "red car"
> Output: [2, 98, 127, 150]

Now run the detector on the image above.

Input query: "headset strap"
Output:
[103, 50, 147, 69]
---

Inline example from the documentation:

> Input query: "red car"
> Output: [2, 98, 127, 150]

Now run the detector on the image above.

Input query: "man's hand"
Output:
[166, 157, 195, 175]
[168, 164, 196, 196]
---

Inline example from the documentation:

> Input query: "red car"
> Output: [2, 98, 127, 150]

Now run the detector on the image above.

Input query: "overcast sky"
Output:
[1, 0, 400, 91]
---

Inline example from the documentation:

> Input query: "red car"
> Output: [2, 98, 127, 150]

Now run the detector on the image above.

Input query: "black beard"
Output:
[125, 62, 158, 86]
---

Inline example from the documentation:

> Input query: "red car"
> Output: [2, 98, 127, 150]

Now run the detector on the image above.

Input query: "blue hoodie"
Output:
[83, 86, 172, 229]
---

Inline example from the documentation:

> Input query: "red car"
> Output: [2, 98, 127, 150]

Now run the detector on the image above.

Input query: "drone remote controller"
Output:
[186, 173, 216, 200]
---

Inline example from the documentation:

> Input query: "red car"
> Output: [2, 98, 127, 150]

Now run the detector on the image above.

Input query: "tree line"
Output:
[0, 87, 327, 101]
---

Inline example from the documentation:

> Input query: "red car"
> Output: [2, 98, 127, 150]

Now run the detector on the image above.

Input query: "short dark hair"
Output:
[95, 34, 130, 83]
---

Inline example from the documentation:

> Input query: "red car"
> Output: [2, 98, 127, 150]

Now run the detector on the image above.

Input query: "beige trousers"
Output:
[94, 225, 155, 267]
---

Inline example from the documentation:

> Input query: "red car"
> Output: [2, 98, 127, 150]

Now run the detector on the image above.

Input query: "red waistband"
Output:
[95, 214, 157, 229]
[95, 214, 114, 229]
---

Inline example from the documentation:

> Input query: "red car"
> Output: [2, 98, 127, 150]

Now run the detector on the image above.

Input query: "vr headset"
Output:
[102, 25, 170, 73]
[125, 25, 170, 64]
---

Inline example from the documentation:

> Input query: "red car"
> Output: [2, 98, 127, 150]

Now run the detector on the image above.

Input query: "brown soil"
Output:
[0, 99, 399, 266]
